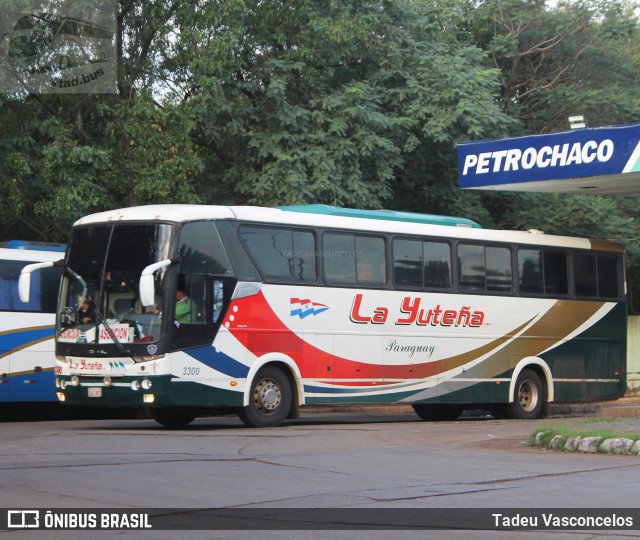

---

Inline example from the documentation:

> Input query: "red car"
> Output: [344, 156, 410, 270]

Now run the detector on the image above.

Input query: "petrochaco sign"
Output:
[0, 0, 117, 94]
[457, 123, 640, 189]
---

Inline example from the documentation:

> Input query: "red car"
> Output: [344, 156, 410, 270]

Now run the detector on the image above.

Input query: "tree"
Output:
[468, 0, 640, 131]
[379, 0, 517, 222]
[464, 0, 640, 312]
[179, 0, 513, 210]
[0, 1, 202, 241]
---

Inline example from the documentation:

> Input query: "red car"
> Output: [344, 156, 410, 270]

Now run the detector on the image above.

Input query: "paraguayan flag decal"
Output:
[290, 298, 329, 319]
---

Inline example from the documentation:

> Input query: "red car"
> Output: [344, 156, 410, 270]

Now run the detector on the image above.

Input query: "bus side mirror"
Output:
[19, 261, 55, 303]
[139, 259, 173, 307]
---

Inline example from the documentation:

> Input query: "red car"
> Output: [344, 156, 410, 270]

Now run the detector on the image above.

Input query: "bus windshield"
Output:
[58, 223, 172, 345]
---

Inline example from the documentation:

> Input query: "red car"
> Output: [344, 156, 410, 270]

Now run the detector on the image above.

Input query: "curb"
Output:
[531, 432, 640, 456]
[596, 404, 640, 418]
[530, 396, 640, 456]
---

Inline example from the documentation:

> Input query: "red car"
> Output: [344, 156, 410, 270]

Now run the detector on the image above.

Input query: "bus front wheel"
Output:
[239, 366, 292, 428]
[504, 368, 545, 419]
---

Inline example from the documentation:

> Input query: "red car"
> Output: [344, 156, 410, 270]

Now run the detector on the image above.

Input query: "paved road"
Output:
[1, 410, 640, 539]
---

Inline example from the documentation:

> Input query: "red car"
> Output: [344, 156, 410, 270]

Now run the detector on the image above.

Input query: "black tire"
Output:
[239, 366, 292, 428]
[150, 407, 196, 429]
[504, 368, 545, 419]
[412, 404, 463, 422]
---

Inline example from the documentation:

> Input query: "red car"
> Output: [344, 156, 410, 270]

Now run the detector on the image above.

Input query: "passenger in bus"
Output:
[175, 286, 195, 324]
[78, 297, 95, 324]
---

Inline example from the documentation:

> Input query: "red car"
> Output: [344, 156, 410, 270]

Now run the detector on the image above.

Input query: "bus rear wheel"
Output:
[504, 368, 545, 419]
[239, 366, 292, 428]
[150, 407, 197, 429]
[412, 404, 463, 421]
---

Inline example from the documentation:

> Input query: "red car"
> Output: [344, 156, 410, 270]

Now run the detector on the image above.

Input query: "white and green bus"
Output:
[20, 204, 627, 427]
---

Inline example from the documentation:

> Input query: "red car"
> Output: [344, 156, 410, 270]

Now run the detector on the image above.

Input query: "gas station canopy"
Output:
[457, 123, 640, 196]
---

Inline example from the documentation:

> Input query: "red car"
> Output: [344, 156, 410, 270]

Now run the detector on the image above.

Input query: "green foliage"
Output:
[0, 2, 203, 239]
[468, 0, 640, 131]
[185, 0, 513, 208]
[0, 93, 202, 239]
[186, 1, 400, 207]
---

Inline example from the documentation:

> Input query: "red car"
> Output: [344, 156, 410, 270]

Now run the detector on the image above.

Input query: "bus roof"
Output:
[276, 204, 481, 228]
[3, 240, 66, 252]
[0, 247, 64, 262]
[72, 204, 623, 252]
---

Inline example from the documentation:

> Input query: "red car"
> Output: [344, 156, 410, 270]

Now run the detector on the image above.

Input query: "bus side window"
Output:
[171, 275, 232, 351]
[0, 261, 51, 312]
[458, 244, 485, 291]
[356, 236, 386, 287]
[323, 233, 356, 285]
[213, 279, 224, 323]
[324, 233, 386, 287]
[0, 261, 21, 310]
[574, 253, 597, 297]
[543, 251, 568, 296]
[574, 253, 620, 299]
[597, 256, 619, 299]
[424, 241, 451, 289]
[486, 246, 512, 292]
[393, 239, 422, 287]
[239, 226, 316, 283]
[518, 249, 543, 294]
[178, 274, 206, 325]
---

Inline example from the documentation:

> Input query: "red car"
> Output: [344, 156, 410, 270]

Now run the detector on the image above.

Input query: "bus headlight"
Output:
[103, 376, 112, 387]
[141, 379, 152, 390]
[131, 380, 141, 391]
[71, 376, 80, 387]
[60, 379, 67, 390]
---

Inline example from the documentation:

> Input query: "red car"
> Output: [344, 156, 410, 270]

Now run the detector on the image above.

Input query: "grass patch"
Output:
[529, 417, 640, 448]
